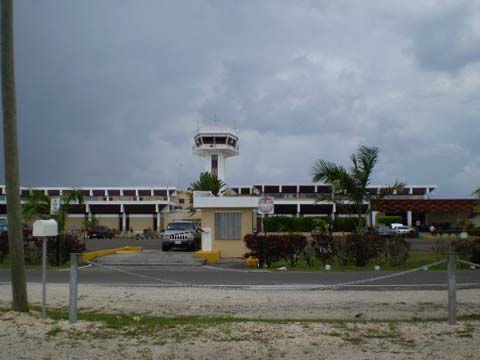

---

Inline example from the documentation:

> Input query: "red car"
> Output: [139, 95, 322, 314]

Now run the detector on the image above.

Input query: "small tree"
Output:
[190, 172, 225, 196]
[312, 146, 404, 230]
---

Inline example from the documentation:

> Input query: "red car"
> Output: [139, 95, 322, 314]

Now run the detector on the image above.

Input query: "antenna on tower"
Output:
[233, 119, 239, 133]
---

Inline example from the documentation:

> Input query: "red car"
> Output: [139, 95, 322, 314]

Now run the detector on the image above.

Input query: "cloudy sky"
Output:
[1, 0, 479, 197]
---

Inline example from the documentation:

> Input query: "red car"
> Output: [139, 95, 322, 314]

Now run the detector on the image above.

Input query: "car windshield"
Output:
[167, 222, 194, 231]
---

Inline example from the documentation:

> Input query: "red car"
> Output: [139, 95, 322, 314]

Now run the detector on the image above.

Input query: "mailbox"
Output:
[33, 219, 58, 237]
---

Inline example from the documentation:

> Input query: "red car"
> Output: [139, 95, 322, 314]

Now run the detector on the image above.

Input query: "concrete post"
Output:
[448, 252, 456, 325]
[407, 211, 413, 227]
[156, 212, 161, 232]
[69, 253, 80, 324]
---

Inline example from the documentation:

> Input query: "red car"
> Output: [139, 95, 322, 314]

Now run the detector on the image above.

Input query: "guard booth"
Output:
[193, 192, 259, 258]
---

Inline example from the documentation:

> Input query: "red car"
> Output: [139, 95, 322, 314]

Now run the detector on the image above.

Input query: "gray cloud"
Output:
[0, 0, 478, 197]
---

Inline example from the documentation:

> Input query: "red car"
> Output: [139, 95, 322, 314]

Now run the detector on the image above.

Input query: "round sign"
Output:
[258, 196, 274, 215]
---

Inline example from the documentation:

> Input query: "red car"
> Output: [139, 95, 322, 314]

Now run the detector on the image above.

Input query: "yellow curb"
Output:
[82, 246, 143, 261]
[195, 249, 221, 264]
[245, 256, 258, 268]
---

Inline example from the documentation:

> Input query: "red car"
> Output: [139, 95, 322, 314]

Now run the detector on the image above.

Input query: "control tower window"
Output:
[215, 137, 227, 144]
[203, 137, 214, 144]
[195, 138, 202, 146]
[228, 138, 236, 147]
[211, 155, 218, 177]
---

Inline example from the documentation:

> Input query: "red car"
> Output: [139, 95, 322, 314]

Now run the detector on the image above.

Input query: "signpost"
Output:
[32, 219, 58, 318]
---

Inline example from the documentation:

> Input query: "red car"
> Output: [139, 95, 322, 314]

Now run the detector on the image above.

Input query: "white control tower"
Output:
[193, 126, 239, 182]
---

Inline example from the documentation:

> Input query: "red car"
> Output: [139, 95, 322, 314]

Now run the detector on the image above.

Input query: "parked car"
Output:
[87, 225, 113, 239]
[161, 220, 201, 252]
[362, 226, 394, 236]
[392, 225, 411, 235]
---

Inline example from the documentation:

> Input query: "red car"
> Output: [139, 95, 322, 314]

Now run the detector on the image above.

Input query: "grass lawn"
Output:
[269, 251, 471, 272]
[0, 256, 68, 270]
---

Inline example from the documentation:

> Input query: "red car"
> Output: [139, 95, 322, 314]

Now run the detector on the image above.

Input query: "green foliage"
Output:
[246, 232, 409, 268]
[22, 191, 50, 222]
[82, 215, 98, 231]
[452, 238, 480, 265]
[263, 216, 362, 233]
[376, 215, 403, 226]
[243, 233, 307, 267]
[312, 218, 328, 233]
[312, 145, 404, 229]
[22, 189, 84, 233]
[190, 172, 225, 196]
[311, 234, 336, 265]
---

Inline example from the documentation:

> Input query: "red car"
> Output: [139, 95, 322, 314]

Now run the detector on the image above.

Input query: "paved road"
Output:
[0, 265, 479, 289]
[85, 237, 445, 252]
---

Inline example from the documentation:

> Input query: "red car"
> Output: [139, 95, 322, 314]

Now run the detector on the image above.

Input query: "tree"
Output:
[473, 187, 480, 214]
[190, 172, 225, 196]
[55, 189, 84, 233]
[312, 146, 404, 229]
[22, 191, 51, 222]
[1, 0, 29, 311]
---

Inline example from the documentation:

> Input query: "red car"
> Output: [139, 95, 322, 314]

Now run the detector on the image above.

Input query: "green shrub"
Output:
[311, 234, 336, 265]
[244, 233, 307, 267]
[383, 237, 410, 266]
[376, 215, 403, 226]
[334, 233, 385, 267]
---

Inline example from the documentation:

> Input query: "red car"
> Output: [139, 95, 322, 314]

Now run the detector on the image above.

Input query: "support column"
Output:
[296, 203, 301, 217]
[407, 210, 412, 227]
[331, 203, 336, 221]
[371, 211, 379, 227]
[156, 212, 161, 232]
[122, 212, 127, 232]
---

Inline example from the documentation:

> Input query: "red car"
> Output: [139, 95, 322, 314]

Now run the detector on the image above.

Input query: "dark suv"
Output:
[161, 221, 201, 251]
[87, 225, 113, 239]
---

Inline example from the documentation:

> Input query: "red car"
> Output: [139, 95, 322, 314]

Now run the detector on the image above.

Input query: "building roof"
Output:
[375, 199, 478, 212]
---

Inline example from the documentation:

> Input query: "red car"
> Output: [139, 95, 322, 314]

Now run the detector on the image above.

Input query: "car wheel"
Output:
[162, 245, 169, 252]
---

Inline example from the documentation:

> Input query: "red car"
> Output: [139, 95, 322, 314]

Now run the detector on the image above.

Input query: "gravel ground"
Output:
[0, 284, 479, 359]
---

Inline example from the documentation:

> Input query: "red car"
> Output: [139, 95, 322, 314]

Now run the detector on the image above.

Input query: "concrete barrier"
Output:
[82, 246, 143, 262]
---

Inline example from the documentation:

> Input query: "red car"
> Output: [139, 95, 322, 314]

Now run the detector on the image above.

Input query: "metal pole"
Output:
[69, 253, 79, 324]
[448, 252, 456, 325]
[41, 237, 47, 318]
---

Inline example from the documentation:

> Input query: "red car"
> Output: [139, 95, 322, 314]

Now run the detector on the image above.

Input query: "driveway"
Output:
[95, 250, 205, 266]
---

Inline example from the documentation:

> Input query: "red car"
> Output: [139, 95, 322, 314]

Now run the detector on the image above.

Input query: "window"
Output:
[215, 212, 242, 240]
[179, 199, 185, 204]
[211, 155, 218, 177]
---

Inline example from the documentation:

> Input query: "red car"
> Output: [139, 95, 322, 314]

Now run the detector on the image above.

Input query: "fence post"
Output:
[41, 237, 47, 318]
[69, 253, 80, 324]
[448, 252, 456, 325]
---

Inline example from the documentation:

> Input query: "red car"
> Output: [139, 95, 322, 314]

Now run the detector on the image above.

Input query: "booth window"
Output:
[215, 212, 242, 240]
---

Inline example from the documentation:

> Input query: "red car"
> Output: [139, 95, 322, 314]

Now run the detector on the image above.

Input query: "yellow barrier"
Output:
[82, 246, 143, 261]
[195, 249, 221, 264]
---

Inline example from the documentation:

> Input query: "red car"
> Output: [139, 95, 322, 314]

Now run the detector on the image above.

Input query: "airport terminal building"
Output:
[0, 127, 478, 237]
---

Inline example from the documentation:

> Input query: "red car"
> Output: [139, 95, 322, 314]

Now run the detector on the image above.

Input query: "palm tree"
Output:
[55, 189, 84, 233]
[22, 191, 51, 222]
[1, 0, 29, 311]
[312, 146, 404, 229]
[190, 172, 225, 196]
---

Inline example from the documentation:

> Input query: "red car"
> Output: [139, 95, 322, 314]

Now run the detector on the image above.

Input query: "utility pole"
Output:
[1, 0, 29, 311]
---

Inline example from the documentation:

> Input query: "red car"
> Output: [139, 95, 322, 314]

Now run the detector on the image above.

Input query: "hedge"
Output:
[245, 232, 410, 268]
[376, 215, 403, 226]
[263, 216, 363, 233]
